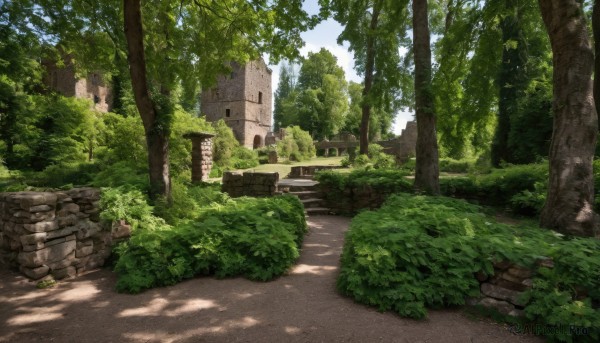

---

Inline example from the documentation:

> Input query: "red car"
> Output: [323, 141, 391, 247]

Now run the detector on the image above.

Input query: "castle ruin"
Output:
[201, 60, 272, 149]
[43, 56, 112, 113]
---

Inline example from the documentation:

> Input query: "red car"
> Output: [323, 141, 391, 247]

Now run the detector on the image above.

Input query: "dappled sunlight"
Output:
[284, 326, 302, 335]
[291, 264, 337, 275]
[51, 281, 100, 303]
[122, 316, 261, 342]
[7, 304, 66, 326]
[118, 297, 218, 318]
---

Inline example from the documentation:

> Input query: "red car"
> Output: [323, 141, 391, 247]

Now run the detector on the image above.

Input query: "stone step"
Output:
[305, 207, 332, 216]
[289, 190, 321, 200]
[301, 198, 325, 209]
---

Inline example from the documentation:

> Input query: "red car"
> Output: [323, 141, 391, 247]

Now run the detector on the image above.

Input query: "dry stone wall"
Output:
[0, 188, 130, 281]
[222, 172, 279, 197]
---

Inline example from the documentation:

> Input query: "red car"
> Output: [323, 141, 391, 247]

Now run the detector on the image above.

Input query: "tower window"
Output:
[258, 92, 263, 104]
[226, 108, 231, 117]
[93, 95, 100, 104]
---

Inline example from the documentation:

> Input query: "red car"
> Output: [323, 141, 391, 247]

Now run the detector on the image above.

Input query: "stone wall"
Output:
[469, 259, 554, 317]
[289, 165, 342, 178]
[222, 172, 279, 197]
[319, 184, 394, 215]
[0, 188, 130, 281]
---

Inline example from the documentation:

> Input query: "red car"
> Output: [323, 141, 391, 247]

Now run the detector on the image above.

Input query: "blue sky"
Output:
[266, 0, 414, 136]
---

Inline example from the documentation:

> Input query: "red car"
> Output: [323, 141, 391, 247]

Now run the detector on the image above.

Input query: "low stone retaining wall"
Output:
[289, 165, 342, 178]
[319, 184, 393, 215]
[469, 259, 551, 317]
[222, 172, 279, 197]
[0, 188, 130, 280]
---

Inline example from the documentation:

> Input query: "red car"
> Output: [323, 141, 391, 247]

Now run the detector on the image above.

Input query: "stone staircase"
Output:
[277, 179, 331, 216]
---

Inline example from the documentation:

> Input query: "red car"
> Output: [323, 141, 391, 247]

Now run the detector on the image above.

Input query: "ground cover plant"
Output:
[337, 193, 600, 342]
[110, 192, 307, 294]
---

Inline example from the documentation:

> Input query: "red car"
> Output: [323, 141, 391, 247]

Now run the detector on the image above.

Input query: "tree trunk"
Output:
[492, 0, 523, 167]
[412, 0, 440, 195]
[359, 1, 381, 155]
[123, 0, 171, 200]
[538, 0, 598, 237]
[594, 0, 599, 119]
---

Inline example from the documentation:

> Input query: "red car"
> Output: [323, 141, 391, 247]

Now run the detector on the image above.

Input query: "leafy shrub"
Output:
[509, 181, 547, 216]
[277, 126, 315, 161]
[439, 158, 474, 173]
[92, 161, 149, 191]
[114, 195, 307, 293]
[231, 146, 259, 169]
[340, 156, 351, 168]
[99, 187, 157, 231]
[36, 161, 101, 188]
[353, 154, 370, 168]
[154, 180, 230, 225]
[337, 193, 600, 341]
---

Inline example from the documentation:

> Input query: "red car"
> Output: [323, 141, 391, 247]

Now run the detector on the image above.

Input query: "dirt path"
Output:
[0, 215, 540, 343]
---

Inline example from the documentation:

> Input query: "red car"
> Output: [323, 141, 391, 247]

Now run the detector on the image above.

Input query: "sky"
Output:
[266, 0, 414, 136]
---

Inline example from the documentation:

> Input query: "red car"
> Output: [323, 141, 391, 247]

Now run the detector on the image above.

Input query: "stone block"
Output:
[17, 240, 76, 268]
[20, 265, 50, 280]
[478, 297, 514, 315]
[52, 266, 76, 279]
[29, 204, 53, 212]
[58, 214, 79, 228]
[481, 283, 526, 307]
[76, 245, 94, 258]
[12, 192, 57, 210]
[46, 226, 76, 239]
[56, 203, 80, 217]
[507, 266, 533, 279]
[20, 232, 47, 245]
[47, 251, 75, 270]
[45, 237, 66, 247]
[492, 260, 512, 271]
[111, 220, 131, 239]
[22, 242, 44, 252]
[75, 221, 101, 240]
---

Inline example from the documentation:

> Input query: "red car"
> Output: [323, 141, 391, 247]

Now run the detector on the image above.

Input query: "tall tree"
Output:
[273, 61, 297, 131]
[491, 0, 528, 166]
[538, 0, 598, 237]
[295, 48, 348, 140]
[594, 0, 599, 118]
[413, 0, 440, 194]
[325, 0, 407, 154]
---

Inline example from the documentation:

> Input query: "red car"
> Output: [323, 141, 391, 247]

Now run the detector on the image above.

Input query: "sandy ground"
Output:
[0, 215, 541, 343]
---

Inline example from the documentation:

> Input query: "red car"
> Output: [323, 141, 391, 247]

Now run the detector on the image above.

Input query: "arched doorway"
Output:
[253, 135, 262, 149]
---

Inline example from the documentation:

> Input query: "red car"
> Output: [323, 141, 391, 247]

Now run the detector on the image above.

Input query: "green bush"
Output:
[277, 126, 315, 161]
[92, 161, 149, 191]
[337, 193, 600, 341]
[231, 146, 259, 169]
[439, 158, 475, 173]
[340, 156, 351, 168]
[99, 187, 158, 231]
[353, 154, 370, 168]
[154, 180, 230, 225]
[114, 195, 307, 293]
[36, 161, 101, 188]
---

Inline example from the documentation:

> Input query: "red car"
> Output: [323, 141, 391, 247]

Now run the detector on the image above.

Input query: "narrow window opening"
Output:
[258, 91, 263, 104]
[226, 108, 231, 117]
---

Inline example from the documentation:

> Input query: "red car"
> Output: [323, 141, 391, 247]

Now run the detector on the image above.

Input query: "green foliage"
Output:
[440, 163, 548, 209]
[337, 193, 600, 342]
[154, 180, 230, 225]
[99, 187, 156, 231]
[340, 156, 352, 168]
[92, 161, 149, 191]
[353, 154, 371, 168]
[114, 195, 307, 293]
[169, 107, 214, 175]
[438, 158, 474, 173]
[276, 126, 315, 161]
[211, 119, 258, 170]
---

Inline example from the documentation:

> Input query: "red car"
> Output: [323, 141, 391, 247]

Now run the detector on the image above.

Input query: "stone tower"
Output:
[42, 55, 112, 113]
[201, 59, 272, 149]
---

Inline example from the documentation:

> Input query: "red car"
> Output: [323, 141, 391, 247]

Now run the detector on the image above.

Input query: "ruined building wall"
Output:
[201, 60, 272, 148]
[43, 58, 112, 113]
